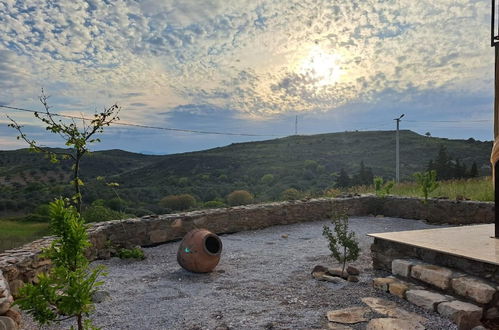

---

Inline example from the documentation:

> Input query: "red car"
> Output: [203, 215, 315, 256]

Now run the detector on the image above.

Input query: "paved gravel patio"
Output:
[23, 216, 458, 330]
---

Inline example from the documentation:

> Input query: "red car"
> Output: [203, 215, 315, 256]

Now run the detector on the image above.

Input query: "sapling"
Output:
[413, 170, 438, 203]
[322, 208, 360, 277]
[373, 176, 395, 197]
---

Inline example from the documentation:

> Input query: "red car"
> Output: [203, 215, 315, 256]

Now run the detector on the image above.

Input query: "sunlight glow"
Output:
[298, 46, 344, 86]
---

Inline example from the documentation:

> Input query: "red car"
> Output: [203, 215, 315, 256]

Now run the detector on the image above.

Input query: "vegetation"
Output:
[281, 188, 302, 201]
[117, 247, 145, 260]
[15, 199, 105, 330]
[322, 209, 360, 276]
[373, 177, 394, 197]
[159, 194, 197, 211]
[413, 170, 439, 202]
[427, 145, 479, 181]
[227, 190, 254, 206]
[0, 220, 49, 252]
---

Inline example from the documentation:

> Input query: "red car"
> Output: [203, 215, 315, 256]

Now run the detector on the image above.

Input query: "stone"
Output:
[347, 275, 359, 283]
[406, 289, 450, 312]
[437, 300, 482, 330]
[281, 234, 289, 239]
[392, 259, 419, 278]
[321, 275, 346, 284]
[312, 265, 328, 274]
[346, 265, 360, 275]
[0, 295, 13, 315]
[0, 316, 17, 330]
[148, 230, 168, 244]
[4, 309, 20, 325]
[388, 281, 409, 299]
[92, 290, 110, 303]
[327, 323, 353, 330]
[361, 297, 427, 324]
[471, 326, 487, 330]
[486, 307, 499, 320]
[328, 267, 348, 278]
[451, 276, 496, 304]
[411, 264, 453, 290]
[366, 318, 425, 330]
[326, 307, 370, 324]
[373, 277, 395, 292]
[7, 281, 23, 298]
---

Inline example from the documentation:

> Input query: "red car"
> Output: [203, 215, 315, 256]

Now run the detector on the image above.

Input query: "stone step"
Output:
[373, 276, 484, 330]
[391, 259, 498, 305]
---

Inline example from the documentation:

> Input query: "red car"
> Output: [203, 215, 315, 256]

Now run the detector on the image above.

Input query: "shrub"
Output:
[159, 194, 196, 211]
[413, 170, 439, 202]
[82, 205, 126, 223]
[373, 177, 395, 197]
[227, 190, 254, 206]
[118, 247, 145, 260]
[260, 174, 274, 184]
[323, 188, 341, 198]
[281, 188, 301, 201]
[203, 200, 226, 208]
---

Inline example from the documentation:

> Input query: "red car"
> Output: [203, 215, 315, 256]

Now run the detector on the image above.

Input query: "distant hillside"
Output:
[0, 130, 492, 215]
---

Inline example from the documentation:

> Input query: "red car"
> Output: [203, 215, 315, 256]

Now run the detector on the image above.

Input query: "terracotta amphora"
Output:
[177, 229, 222, 273]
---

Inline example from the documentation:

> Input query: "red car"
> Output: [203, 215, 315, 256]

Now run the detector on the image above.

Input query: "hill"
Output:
[0, 130, 492, 216]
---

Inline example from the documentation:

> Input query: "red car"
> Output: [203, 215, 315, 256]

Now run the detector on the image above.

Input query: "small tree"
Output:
[15, 199, 105, 329]
[413, 170, 439, 203]
[227, 190, 253, 206]
[373, 177, 395, 197]
[322, 209, 360, 277]
[159, 194, 196, 211]
[281, 188, 301, 201]
[8, 90, 120, 329]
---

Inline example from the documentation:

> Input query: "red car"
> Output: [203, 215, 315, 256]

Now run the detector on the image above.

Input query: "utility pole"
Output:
[295, 115, 298, 135]
[491, 0, 499, 237]
[394, 114, 405, 183]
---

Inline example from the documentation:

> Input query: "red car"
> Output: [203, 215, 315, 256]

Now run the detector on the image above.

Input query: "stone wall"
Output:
[0, 195, 494, 304]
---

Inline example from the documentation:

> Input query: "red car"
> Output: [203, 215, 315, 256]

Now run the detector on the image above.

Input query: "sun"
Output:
[298, 46, 344, 86]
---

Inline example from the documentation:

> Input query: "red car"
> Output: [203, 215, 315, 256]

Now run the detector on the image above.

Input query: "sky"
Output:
[0, 0, 495, 154]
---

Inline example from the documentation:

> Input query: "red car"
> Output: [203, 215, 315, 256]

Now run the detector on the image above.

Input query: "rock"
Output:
[148, 230, 168, 244]
[366, 318, 424, 330]
[347, 275, 359, 283]
[373, 277, 395, 292]
[392, 259, 420, 278]
[451, 276, 496, 304]
[486, 307, 499, 320]
[346, 266, 360, 275]
[411, 264, 453, 290]
[92, 290, 110, 303]
[388, 281, 409, 299]
[7, 281, 23, 298]
[471, 326, 487, 330]
[328, 267, 348, 278]
[406, 289, 450, 312]
[326, 307, 370, 324]
[281, 234, 288, 239]
[361, 297, 427, 324]
[312, 271, 326, 280]
[321, 275, 346, 284]
[0, 316, 17, 330]
[312, 265, 328, 274]
[4, 309, 20, 325]
[0, 295, 13, 315]
[437, 300, 482, 330]
[327, 323, 353, 330]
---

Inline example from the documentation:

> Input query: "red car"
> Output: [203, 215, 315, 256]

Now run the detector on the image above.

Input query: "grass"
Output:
[347, 176, 493, 202]
[0, 220, 50, 252]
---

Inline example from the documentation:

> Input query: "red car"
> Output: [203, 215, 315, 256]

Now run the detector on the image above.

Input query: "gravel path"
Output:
[22, 216, 458, 330]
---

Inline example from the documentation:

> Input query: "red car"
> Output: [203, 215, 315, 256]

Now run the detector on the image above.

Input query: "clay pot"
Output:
[177, 229, 222, 273]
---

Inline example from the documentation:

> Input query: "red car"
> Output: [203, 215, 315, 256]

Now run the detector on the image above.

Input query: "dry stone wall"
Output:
[0, 195, 494, 305]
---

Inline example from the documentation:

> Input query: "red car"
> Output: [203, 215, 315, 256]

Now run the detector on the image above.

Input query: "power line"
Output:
[0, 104, 279, 137]
[405, 119, 490, 123]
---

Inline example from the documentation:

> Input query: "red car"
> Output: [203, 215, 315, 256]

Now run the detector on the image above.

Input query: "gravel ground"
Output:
[22, 216, 458, 330]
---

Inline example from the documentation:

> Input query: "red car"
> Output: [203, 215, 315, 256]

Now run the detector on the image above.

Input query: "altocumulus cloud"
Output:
[0, 0, 494, 146]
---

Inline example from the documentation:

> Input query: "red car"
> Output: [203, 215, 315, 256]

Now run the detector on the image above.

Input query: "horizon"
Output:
[0, 0, 495, 154]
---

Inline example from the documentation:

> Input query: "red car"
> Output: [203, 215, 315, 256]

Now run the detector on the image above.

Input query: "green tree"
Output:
[469, 162, 479, 178]
[260, 174, 274, 185]
[159, 194, 196, 211]
[414, 170, 439, 202]
[322, 209, 360, 277]
[15, 199, 105, 329]
[281, 188, 301, 201]
[336, 169, 350, 188]
[227, 190, 254, 206]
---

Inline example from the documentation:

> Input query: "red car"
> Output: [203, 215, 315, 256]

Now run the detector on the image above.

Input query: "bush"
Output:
[82, 205, 126, 223]
[118, 247, 145, 260]
[105, 197, 128, 211]
[281, 188, 301, 200]
[159, 194, 196, 211]
[413, 170, 439, 202]
[260, 174, 274, 184]
[203, 200, 226, 208]
[227, 190, 254, 206]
